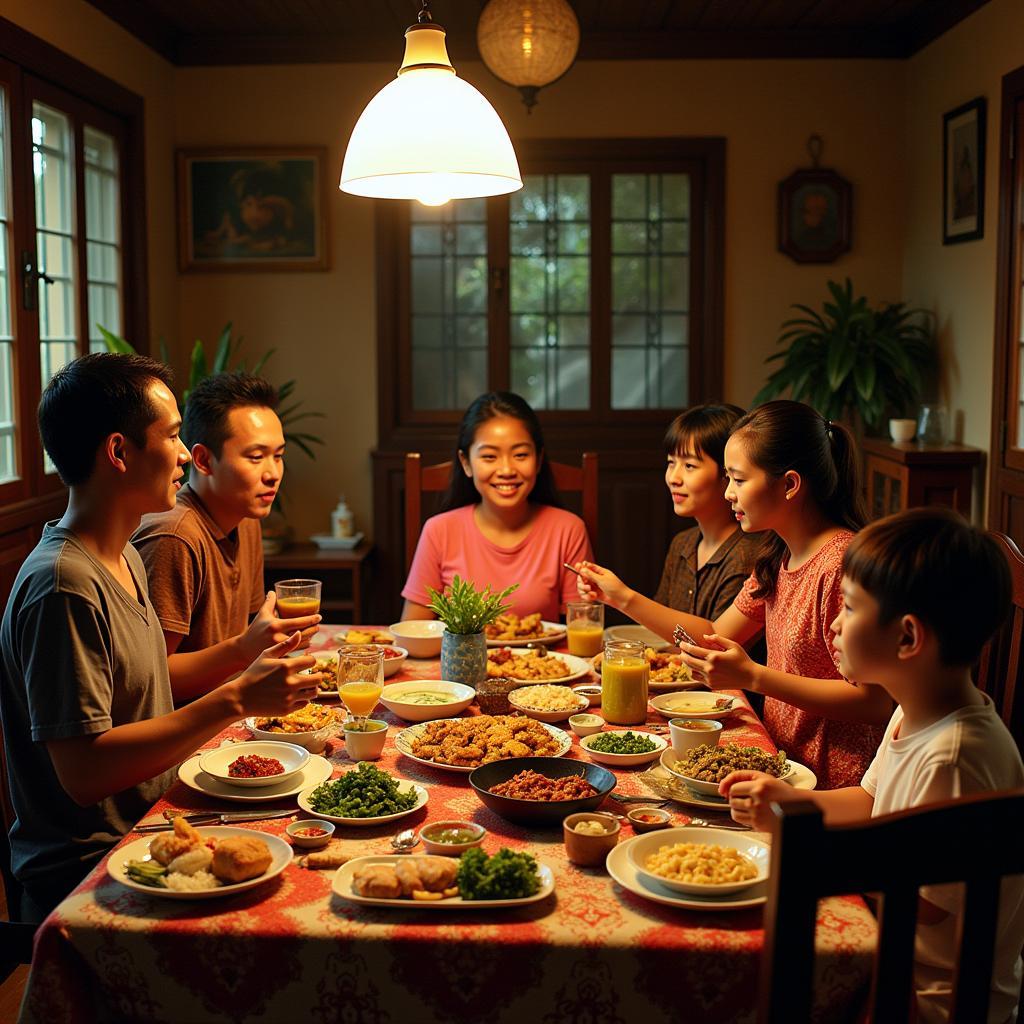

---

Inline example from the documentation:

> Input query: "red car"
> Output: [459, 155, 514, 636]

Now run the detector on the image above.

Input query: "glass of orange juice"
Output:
[336, 645, 384, 727]
[275, 579, 322, 619]
[601, 638, 649, 725]
[566, 602, 604, 658]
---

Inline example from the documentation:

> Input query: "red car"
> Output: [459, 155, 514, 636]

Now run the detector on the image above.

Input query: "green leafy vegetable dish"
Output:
[456, 847, 540, 901]
[307, 762, 418, 818]
[586, 731, 658, 755]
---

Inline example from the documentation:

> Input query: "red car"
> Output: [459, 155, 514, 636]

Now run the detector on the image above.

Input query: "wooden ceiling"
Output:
[84, 0, 991, 66]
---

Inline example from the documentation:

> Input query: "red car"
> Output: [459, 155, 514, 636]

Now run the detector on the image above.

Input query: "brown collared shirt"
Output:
[654, 525, 763, 622]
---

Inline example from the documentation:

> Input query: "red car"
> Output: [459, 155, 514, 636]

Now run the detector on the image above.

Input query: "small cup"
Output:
[418, 820, 486, 856]
[669, 717, 724, 755]
[626, 807, 672, 833]
[342, 719, 388, 760]
[889, 418, 917, 443]
[572, 684, 602, 707]
[286, 819, 335, 849]
[563, 812, 620, 867]
[274, 579, 322, 619]
[568, 713, 604, 738]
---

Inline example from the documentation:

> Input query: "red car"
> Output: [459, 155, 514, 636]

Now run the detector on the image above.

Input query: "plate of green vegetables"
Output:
[298, 762, 428, 826]
[579, 730, 667, 767]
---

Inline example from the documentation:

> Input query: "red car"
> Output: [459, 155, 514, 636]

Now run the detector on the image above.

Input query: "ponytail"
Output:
[732, 400, 865, 599]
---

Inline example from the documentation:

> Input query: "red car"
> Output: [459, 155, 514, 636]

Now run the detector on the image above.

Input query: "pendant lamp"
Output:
[340, 1, 522, 207]
[477, 0, 580, 113]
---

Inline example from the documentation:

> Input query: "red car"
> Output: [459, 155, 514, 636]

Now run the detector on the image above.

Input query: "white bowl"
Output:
[626, 826, 770, 895]
[285, 819, 335, 848]
[650, 691, 737, 721]
[889, 417, 917, 443]
[508, 686, 589, 723]
[668, 717, 724, 756]
[379, 680, 475, 722]
[418, 820, 486, 856]
[579, 730, 667, 767]
[388, 620, 445, 658]
[568, 713, 605, 737]
[342, 720, 388, 760]
[662, 745, 792, 795]
[244, 706, 342, 753]
[198, 741, 310, 788]
[369, 644, 409, 678]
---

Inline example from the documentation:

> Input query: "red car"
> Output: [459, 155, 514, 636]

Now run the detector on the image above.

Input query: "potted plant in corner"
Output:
[753, 278, 934, 437]
[427, 576, 517, 689]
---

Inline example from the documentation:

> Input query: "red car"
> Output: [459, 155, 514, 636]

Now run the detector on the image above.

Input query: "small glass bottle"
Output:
[331, 495, 354, 538]
[601, 639, 649, 725]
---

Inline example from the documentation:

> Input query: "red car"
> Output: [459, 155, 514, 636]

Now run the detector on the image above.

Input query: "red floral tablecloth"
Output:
[18, 628, 875, 1024]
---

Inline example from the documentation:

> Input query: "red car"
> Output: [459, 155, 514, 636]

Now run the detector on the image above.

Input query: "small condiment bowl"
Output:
[563, 812, 620, 867]
[417, 819, 486, 856]
[626, 806, 672, 833]
[286, 819, 335, 849]
[669, 717, 724, 756]
[568, 713, 604, 738]
[572, 684, 602, 707]
[342, 719, 388, 761]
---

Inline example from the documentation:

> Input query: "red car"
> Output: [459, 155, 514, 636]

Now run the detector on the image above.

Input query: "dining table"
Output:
[17, 627, 877, 1024]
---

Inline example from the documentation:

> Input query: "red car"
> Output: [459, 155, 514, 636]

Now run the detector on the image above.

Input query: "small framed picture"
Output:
[943, 97, 986, 245]
[176, 147, 330, 271]
[777, 169, 852, 264]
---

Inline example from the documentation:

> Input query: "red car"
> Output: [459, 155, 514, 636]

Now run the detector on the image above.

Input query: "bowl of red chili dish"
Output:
[198, 740, 310, 788]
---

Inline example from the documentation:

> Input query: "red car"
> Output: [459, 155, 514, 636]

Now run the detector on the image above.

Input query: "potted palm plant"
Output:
[427, 576, 517, 688]
[753, 278, 934, 435]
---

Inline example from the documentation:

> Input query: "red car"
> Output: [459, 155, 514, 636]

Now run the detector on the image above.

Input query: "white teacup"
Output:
[343, 719, 388, 760]
[889, 418, 917, 443]
[669, 717, 723, 755]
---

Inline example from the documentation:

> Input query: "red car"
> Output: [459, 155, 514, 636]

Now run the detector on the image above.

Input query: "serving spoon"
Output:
[390, 828, 419, 853]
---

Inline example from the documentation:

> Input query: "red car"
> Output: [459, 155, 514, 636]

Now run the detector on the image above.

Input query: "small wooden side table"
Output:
[862, 437, 983, 519]
[263, 542, 373, 624]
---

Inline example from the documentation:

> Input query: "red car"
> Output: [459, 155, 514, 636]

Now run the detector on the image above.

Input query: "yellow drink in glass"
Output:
[567, 624, 604, 657]
[339, 680, 383, 718]
[602, 639, 649, 725]
[277, 596, 321, 618]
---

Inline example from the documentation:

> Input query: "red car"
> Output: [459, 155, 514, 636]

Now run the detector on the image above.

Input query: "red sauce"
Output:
[228, 754, 284, 778]
[632, 813, 662, 823]
[294, 826, 328, 837]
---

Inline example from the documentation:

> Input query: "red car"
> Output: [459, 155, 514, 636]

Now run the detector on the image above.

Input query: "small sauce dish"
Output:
[286, 819, 335, 849]
[568, 713, 604, 738]
[563, 812, 620, 866]
[572, 684, 602, 707]
[418, 820, 486, 856]
[626, 806, 672, 832]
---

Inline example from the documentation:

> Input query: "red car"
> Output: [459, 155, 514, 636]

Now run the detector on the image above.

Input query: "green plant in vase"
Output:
[427, 576, 517, 689]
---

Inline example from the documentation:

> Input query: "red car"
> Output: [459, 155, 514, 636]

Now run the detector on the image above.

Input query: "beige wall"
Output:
[904, 0, 1024, 513]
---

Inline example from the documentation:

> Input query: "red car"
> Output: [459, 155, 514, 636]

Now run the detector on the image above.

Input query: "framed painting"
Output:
[777, 168, 852, 264]
[176, 147, 329, 271]
[943, 97, 986, 245]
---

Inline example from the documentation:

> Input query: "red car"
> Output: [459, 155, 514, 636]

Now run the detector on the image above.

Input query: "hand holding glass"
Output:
[275, 579, 322, 619]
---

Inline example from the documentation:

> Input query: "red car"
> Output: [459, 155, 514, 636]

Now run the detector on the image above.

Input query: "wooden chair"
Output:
[404, 451, 599, 574]
[758, 789, 1024, 1024]
[1, 757, 35, 980]
[977, 531, 1024, 752]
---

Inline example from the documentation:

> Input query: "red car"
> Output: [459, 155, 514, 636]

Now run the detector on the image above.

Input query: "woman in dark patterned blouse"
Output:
[575, 404, 761, 635]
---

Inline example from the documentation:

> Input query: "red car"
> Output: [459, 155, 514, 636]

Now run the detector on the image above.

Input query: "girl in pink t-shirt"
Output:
[402, 392, 592, 623]
[581, 400, 890, 788]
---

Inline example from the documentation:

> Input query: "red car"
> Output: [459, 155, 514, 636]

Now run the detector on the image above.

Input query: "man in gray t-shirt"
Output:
[0, 354, 322, 922]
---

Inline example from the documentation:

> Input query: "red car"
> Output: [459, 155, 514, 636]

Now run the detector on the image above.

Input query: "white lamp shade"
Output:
[340, 69, 522, 205]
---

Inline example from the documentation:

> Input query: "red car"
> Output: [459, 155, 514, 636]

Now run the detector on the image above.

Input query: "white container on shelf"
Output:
[331, 495, 355, 538]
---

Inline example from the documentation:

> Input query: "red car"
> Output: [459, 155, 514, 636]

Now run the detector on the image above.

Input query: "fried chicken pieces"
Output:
[352, 856, 459, 901]
[149, 816, 272, 885]
[408, 714, 562, 768]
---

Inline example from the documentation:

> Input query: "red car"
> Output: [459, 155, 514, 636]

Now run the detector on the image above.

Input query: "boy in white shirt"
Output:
[722, 508, 1024, 1023]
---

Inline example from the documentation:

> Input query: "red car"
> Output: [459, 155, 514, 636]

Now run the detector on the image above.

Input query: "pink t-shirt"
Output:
[402, 504, 592, 622]
[734, 529, 887, 790]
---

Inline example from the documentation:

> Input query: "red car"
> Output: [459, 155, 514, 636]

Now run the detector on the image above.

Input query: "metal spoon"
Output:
[390, 828, 419, 853]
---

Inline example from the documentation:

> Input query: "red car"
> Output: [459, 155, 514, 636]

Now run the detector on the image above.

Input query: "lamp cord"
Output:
[418, 0, 433, 24]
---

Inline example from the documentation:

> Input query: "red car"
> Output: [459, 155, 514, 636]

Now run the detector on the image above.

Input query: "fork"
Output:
[685, 816, 750, 831]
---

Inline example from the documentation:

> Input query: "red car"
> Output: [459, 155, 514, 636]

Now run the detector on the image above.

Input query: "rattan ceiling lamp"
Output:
[340, 0, 522, 207]
[477, 0, 580, 113]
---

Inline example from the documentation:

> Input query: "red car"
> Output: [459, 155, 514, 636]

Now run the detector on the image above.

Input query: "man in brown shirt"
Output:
[134, 373, 320, 703]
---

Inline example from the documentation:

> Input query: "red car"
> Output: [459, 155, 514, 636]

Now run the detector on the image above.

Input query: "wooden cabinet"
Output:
[263, 542, 373, 624]
[862, 438, 983, 519]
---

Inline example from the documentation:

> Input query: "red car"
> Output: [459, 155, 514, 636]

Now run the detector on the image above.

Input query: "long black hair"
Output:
[663, 403, 747, 470]
[730, 400, 865, 599]
[439, 391, 562, 512]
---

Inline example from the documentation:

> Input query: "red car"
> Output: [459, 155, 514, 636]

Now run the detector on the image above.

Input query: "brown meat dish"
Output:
[211, 836, 273, 883]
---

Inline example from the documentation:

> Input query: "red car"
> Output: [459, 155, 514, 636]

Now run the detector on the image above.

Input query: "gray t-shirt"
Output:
[0, 523, 176, 886]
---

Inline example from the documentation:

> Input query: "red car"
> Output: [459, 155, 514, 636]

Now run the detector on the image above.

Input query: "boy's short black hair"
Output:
[843, 508, 1012, 667]
[38, 353, 174, 486]
[182, 372, 279, 457]
[662, 404, 746, 471]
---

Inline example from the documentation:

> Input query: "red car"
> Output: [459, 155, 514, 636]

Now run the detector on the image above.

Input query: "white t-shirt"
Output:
[861, 695, 1024, 1024]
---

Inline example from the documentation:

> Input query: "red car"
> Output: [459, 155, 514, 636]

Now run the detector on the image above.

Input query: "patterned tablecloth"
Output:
[19, 628, 876, 1024]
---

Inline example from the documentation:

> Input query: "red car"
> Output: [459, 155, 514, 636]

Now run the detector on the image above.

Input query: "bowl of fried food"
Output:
[245, 703, 342, 753]
[664, 742, 792, 796]
[469, 756, 616, 825]
[626, 826, 770, 895]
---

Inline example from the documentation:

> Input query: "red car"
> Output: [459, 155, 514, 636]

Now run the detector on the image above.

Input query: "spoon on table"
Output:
[390, 828, 419, 853]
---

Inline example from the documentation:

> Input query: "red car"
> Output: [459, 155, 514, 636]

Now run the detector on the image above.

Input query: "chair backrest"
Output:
[758, 789, 1024, 1024]
[404, 451, 599, 575]
[977, 531, 1024, 752]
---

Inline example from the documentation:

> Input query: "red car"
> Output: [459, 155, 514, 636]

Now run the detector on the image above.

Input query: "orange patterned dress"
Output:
[734, 530, 886, 789]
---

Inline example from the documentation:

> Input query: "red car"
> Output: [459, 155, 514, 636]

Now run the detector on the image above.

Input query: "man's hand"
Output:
[234, 631, 323, 717]
[240, 590, 321, 661]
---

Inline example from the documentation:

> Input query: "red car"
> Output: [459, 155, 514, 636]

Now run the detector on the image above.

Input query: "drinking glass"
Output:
[566, 602, 604, 658]
[601, 638, 648, 725]
[336, 645, 385, 728]
[917, 405, 948, 446]
[274, 579, 322, 619]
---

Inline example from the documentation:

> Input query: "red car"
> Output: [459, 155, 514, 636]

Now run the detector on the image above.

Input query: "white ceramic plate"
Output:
[604, 625, 672, 650]
[625, 826, 770, 895]
[640, 761, 738, 810]
[109, 826, 293, 900]
[332, 854, 555, 908]
[197, 740, 310, 788]
[297, 778, 428, 827]
[178, 753, 333, 803]
[487, 648, 594, 684]
[395, 719, 572, 773]
[579, 730, 667, 767]
[659, 748, 815, 796]
[485, 621, 567, 648]
[661, 747, 794, 795]
[310, 532, 363, 550]
[606, 836, 767, 912]
[507, 686, 589, 723]
[649, 691, 739, 720]
[379, 680, 475, 722]
[330, 629, 394, 646]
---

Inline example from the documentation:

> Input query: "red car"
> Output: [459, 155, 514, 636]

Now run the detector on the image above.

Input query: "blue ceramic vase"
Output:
[440, 630, 487, 689]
